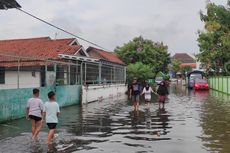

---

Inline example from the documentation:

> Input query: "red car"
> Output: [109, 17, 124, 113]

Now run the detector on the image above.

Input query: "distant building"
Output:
[172, 53, 197, 68]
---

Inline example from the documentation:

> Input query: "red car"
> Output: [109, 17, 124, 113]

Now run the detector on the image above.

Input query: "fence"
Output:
[208, 76, 230, 94]
[0, 54, 82, 89]
[0, 54, 126, 89]
[83, 62, 126, 85]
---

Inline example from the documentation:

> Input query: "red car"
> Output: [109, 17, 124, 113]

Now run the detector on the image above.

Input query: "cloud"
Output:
[0, 0, 227, 54]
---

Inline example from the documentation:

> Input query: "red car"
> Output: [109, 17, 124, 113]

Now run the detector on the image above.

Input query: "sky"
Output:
[0, 0, 227, 55]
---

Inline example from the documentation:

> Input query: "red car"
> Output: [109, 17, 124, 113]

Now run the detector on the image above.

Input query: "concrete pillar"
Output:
[68, 64, 71, 85]
[99, 63, 102, 84]
[45, 61, 48, 87]
[80, 62, 83, 85]
[17, 59, 20, 89]
[85, 62, 87, 84]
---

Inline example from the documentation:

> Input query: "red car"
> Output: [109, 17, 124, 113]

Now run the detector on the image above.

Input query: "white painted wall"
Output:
[81, 84, 127, 104]
[0, 71, 41, 90]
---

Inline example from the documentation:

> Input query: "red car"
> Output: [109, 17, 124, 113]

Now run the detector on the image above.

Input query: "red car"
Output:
[194, 78, 209, 90]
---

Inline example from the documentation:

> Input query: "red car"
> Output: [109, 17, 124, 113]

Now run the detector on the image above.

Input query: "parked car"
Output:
[193, 78, 209, 90]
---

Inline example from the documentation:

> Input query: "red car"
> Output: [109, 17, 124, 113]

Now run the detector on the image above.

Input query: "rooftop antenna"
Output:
[54, 32, 58, 40]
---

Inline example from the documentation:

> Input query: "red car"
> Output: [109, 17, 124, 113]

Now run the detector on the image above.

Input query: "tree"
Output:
[180, 66, 193, 77]
[170, 59, 181, 73]
[197, 1, 230, 75]
[115, 36, 170, 76]
[127, 62, 155, 82]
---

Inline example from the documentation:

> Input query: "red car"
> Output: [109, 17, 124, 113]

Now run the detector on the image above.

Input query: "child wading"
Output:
[42, 91, 60, 145]
[26, 88, 43, 140]
[141, 84, 155, 108]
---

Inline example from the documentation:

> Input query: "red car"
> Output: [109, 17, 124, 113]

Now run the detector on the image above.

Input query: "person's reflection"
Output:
[145, 108, 151, 129]
[30, 141, 44, 153]
[130, 110, 140, 129]
[156, 107, 170, 137]
[47, 143, 57, 153]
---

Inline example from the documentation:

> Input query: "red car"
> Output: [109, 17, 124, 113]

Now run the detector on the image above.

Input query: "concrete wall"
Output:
[0, 85, 81, 123]
[0, 71, 40, 89]
[56, 85, 81, 107]
[82, 84, 127, 104]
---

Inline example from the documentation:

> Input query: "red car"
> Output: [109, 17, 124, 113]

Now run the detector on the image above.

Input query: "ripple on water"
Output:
[1, 85, 230, 152]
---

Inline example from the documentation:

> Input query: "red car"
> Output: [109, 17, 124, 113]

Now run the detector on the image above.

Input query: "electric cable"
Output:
[1, 0, 109, 51]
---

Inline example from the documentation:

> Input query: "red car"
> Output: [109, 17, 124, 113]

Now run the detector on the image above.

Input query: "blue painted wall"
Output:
[56, 85, 81, 107]
[0, 85, 81, 123]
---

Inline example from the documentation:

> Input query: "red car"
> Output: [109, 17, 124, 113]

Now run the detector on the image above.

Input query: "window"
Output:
[0, 67, 5, 84]
[32, 71, 36, 77]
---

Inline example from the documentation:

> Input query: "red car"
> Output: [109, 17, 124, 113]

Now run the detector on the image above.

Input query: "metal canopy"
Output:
[58, 54, 100, 63]
[0, 0, 21, 10]
[187, 70, 205, 77]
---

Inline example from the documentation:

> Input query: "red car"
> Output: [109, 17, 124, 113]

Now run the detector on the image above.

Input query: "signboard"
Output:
[46, 71, 56, 86]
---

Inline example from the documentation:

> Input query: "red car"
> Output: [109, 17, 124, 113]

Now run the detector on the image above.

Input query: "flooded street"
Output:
[1, 84, 230, 153]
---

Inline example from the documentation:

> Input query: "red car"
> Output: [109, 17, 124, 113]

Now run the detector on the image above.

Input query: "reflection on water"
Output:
[1, 85, 230, 152]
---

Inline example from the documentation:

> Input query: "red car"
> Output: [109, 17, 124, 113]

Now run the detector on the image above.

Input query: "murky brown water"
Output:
[1, 84, 230, 153]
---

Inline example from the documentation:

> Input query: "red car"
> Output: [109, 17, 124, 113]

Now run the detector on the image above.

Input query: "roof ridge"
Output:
[0, 37, 51, 42]
[88, 46, 112, 53]
[53, 38, 75, 41]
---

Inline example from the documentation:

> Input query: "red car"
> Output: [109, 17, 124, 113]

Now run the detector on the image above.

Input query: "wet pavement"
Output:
[1, 84, 230, 153]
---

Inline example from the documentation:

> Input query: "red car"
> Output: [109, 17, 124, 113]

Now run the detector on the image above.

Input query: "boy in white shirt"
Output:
[42, 91, 60, 144]
[26, 88, 43, 140]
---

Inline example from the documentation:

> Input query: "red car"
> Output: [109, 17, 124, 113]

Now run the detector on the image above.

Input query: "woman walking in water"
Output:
[141, 83, 156, 108]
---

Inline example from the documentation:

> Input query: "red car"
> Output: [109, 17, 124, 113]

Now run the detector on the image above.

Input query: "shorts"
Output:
[47, 123, 57, 129]
[132, 95, 140, 102]
[158, 96, 166, 103]
[145, 98, 151, 102]
[29, 115, 42, 122]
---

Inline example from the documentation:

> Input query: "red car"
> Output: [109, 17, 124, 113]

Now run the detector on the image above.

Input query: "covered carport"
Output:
[187, 70, 205, 88]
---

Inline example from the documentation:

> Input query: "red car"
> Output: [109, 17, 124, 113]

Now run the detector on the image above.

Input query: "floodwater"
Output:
[1, 84, 230, 153]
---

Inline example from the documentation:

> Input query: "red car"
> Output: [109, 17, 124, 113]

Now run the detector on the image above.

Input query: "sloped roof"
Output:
[86, 47, 125, 65]
[0, 37, 81, 59]
[172, 53, 195, 63]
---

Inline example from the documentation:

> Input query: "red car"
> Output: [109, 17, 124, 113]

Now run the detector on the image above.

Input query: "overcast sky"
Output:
[0, 0, 227, 55]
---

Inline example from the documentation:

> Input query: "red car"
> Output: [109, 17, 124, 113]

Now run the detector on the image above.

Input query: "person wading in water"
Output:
[157, 80, 169, 108]
[129, 78, 141, 111]
[141, 83, 156, 108]
[26, 88, 43, 140]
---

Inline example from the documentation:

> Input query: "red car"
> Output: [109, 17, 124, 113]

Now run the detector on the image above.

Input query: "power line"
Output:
[1, 0, 109, 51]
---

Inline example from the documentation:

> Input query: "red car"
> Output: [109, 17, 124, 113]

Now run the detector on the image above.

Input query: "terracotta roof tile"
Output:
[0, 37, 81, 67]
[180, 63, 197, 68]
[86, 47, 125, 65]
[172, 53, 195, 63]
[0, 37, 81, 59]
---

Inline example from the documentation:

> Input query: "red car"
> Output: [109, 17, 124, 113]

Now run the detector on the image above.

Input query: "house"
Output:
[0, 37, 88, 89]
[86, 47, 126, 83]
[172, 53, 197, 68]
[0, 37, 127, 122]
[86, 47, 125, 66]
